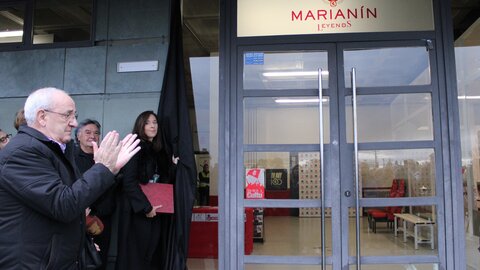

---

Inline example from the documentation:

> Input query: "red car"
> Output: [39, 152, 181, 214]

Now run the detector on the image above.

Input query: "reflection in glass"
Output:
[187, 259, 218, 270]
[244, 152, 322, 202]
[190, 56, 220, 205]
[244, 153, 329, 256]
[344, 47, 431, 87]
[0, 6, 25, 44]
[359, 149, 436, 198]
[244, 97, 330, 144]
[346, 93, 434, 143]
[248, 207, 331, 257]
[456, 43, 480, 270]
[243, 51, 329, 90]
[350, 264, 438, 270]
[33, 0, 93, 44]
[247, 265, 332, 270]
[352, 205, 437, 257]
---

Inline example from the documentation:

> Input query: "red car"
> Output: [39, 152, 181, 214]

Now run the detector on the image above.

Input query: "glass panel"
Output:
[350, 264, 438, 270]
[190, 56, 219, 206]
[246, 265, 332, 270]
[346, 93, 434, 143]
[244, 97, 330, 144]
[244, 152, 322, 201]
[344, 47, 431, 87]
[187, 259, 218, 270]
[456, 32, 480, 270]
[0, 5, 25, 44]
[359, 149, 436, 198]
[351, 205, 438, 256]
[243, 51, 329, 90]
[33, 0, 93, 44]
[247, 207, 331, 257]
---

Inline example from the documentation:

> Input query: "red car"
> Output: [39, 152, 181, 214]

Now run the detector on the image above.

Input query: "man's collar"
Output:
[47, 137, 66, 153]
[18, 126, 67, 153]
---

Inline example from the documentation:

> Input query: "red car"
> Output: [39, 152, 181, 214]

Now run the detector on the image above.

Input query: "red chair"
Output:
[367, 179, 405, 233]
[366, 179, 399, 229]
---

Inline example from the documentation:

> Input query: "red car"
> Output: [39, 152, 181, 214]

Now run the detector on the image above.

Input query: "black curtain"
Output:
[157, 0, 197, 269]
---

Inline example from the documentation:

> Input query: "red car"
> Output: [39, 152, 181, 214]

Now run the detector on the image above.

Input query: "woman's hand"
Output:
[145, 205, 162, 218]
[172, 155, 179, 165]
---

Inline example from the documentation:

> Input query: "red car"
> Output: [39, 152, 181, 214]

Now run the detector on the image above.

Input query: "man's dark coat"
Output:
[0, 126, 115, 269]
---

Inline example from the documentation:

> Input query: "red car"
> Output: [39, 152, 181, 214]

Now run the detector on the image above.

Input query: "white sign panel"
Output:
[237, 0, 434, 37]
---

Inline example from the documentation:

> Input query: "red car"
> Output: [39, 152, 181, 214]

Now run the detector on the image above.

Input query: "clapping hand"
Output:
[93, 132, 141, 175]
[115, 133, 141, 172]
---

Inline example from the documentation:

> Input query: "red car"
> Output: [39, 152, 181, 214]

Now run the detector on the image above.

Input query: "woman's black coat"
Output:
[115, 140, 172, 270]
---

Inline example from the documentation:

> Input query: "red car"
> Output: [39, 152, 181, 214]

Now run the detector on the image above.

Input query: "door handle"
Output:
[344, 190, 351, 197]
[318, 68, 326, 270]
[352, 67, 361, 270]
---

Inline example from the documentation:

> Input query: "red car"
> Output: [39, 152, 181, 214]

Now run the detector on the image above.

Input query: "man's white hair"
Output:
[24, 87, 68, 126]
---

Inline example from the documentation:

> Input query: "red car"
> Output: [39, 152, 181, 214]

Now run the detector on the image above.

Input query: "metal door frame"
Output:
[219, 0, 465, 269]
[337, 40, 446, 268]
[239, 42, 339, 268]
[230, 40, 449, 269]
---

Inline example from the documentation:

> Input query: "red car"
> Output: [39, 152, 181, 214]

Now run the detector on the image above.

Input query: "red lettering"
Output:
[366, 8, 377, 18]
[347, 9, 357, 19]
[335, 9, 346, 20]
[292, 10, 303, 21]
[305, 10, 315, 20]
[317, 10, 327, 20]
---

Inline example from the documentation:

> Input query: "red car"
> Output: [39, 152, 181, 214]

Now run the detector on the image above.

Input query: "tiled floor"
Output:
[187, 216, 477, 270]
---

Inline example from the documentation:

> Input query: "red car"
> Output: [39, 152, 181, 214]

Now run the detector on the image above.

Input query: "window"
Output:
[0, 4, 25, 44]
[0, 0, 94, 49]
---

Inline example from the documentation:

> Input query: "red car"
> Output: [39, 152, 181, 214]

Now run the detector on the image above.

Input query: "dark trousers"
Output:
[94, 215, 112, 270]
[198, 187, 210, 206]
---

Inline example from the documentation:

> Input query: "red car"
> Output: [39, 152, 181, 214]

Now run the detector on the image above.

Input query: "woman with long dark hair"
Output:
[116, 110, 173, 269]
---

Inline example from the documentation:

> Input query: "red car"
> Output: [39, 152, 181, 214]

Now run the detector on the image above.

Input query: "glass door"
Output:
[238, 40, 445, 270]
[241, 44, 338, 269]
[339, 41, 443, 269]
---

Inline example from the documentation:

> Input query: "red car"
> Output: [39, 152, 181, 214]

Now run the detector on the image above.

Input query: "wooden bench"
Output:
[394, 213, 435, 249]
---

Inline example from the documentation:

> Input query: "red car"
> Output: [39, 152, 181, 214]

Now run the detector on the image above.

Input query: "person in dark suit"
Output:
[74, 119, 101, 174]
[74, 118, 118, 269]
[198, 163, 210, 205]
[116, 110, 175, 270]
[0, 87, 140, 270]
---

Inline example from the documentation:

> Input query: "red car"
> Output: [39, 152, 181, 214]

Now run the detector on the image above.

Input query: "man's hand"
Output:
[93, 131, 122, 174]
[93, 132, 140, 175]
[115, 133, 141, 173]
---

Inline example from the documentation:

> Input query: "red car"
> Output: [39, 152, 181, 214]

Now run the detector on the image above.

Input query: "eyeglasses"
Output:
[0, 134, 11, 143]
[44, 109, 78, 121]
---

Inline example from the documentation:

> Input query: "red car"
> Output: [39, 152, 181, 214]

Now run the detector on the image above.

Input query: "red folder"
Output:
[140, 183, 174, 213]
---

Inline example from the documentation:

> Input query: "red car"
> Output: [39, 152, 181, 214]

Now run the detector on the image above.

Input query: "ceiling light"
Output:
[275, 98, 328, 104]
[263, 70, 329, 77]
[458, 95, 480, 100]
[0, 30, 23, 38]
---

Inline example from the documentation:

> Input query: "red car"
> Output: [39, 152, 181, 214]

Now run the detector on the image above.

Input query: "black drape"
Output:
[157, 0, 197, 269]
